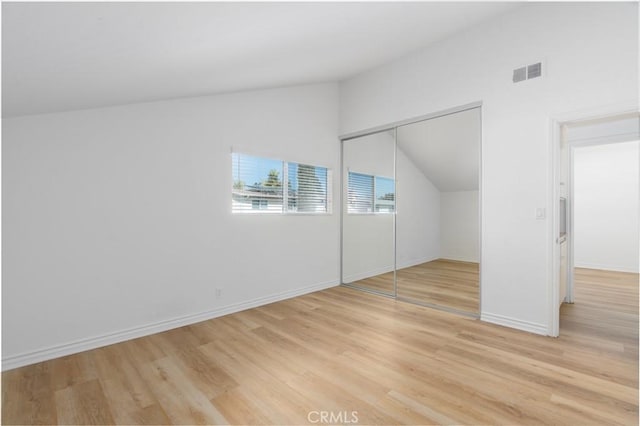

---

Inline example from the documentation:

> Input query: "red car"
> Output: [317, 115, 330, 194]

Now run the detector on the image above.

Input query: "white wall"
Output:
[396, 146, 441, 269]
[2, 83, 341, 369]
[440, 191, 479, 263]
[573, 141, 640, 273]
[340, 3, 638, 334]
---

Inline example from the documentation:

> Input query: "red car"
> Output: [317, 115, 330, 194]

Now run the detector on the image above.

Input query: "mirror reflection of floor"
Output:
[344, 259, 479, 314]
[346, 271, 395, 295]
[396, 259, 479, 314]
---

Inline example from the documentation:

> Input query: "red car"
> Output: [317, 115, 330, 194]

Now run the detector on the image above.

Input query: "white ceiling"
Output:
[2, 2, 519, 117]
[397, 108, 480, 192]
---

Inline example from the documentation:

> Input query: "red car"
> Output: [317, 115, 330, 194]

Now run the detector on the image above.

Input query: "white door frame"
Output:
[548, 102, 639, 337]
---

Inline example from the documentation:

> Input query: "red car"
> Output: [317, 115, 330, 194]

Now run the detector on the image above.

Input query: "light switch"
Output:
[535, 207, 546, 220]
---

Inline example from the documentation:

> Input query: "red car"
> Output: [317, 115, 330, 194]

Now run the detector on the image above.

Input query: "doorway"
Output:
[553, 111, 639, 336]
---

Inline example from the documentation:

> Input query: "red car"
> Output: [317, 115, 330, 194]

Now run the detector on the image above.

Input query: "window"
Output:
[232, 152, 331, 214]
[252, 199, 268, 210]
[374, 176, 396, 213]
[232, 153, 283, 213]
[347, 172, 374, 213]
[287, 162, 330, 213]
[347, 171, 395, 214]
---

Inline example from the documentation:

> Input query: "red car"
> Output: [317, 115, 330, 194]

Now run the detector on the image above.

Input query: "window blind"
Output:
[232, 152, 331, 214]
[287, 162, 330, 213]
[347, 171, 395, 214]
[232, 153, 284, 213]
[348, 172, 374, 213]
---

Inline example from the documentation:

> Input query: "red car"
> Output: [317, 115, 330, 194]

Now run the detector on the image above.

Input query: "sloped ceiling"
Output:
[397, 108, 480, 192]
[1, 2, 520, 117]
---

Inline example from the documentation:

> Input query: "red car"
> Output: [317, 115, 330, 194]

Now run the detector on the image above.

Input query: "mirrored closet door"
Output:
[341, 106, 481, 316]
[341, 130, 396, 296]
[395, 108, 480, 315]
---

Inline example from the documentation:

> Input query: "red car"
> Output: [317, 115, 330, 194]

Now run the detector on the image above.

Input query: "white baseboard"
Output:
[396, 256, 439, 270]
[440, 255, 479, 263]
[2, 279, 339, 371]
[481, 312, 548, 336]
[342, 266, 393, 284]
[574, 262, 639, 274]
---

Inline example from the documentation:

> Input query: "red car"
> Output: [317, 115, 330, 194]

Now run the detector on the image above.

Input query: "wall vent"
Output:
[527, 62, 542, 79]
[512, 67, 527, 83]
[513, 61, 543, 83]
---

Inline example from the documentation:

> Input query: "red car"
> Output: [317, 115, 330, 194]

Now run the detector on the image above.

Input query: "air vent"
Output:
[512, 67, 527, 83]
[513, 61, 543, 83]
[527, 62, 542, 79]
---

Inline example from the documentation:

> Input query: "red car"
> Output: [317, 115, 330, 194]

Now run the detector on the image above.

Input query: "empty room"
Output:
[2, 2, 638, 425]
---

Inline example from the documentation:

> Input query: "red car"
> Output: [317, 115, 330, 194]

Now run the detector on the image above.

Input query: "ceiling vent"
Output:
[513, 61, 543, 83]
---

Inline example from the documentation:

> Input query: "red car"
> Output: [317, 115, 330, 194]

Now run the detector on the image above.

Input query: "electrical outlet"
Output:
[215, 288, 222, 298]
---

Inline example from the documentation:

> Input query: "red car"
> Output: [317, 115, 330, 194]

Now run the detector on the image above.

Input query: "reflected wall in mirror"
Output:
[396, 108, 480, 314]
[341, 130, 396, 295]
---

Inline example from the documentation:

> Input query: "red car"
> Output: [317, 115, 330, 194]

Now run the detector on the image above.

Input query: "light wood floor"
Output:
[2, 268, 638, 425]
[348, 259, 479, 314]
[397, 259, 479, 314]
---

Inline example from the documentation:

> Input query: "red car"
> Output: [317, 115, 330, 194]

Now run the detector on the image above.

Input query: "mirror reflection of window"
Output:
[341, 130, 396, 296]
[347, 172, 374, 213]
[375, 176, 395, 213]
[347, 172, 395, 214]
[341, 106, 481, 315]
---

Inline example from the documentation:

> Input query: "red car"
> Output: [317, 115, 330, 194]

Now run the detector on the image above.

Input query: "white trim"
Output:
[481, 312, 548, 336]
[342, 266, 394, 284]
[392, 126, 398, 297]
[439, 255, 480, 264]
[574, 263, 639, 274]
[396, 256, 439, 270]
[2, 279, 339, 371]
[566, 146, 576, 305]
[478, 105, 484, 318]
[339, 101, 482, 141]
[567, 132, 639, 147]
[549, 115, 563, 337]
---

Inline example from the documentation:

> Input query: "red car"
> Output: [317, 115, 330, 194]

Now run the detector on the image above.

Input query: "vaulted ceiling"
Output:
[2, 2, 520, 117]
[397, 108, 480, 192]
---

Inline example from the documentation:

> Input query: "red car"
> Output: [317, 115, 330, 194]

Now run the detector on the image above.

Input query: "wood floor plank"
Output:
[170, 347, 238, 400]
[90, 345, 156, 409]
[2, 363, 57, 425]
[99, 377, 145, 425]
[126, 404, 172, 425]
[2, 267, 637, 425]
[210, 388, 273, 425]
[138, 356, 228, 425]
[386, 389, 462, 426]
[54, 379, 114, 425]
[351, 259, 480, 314]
